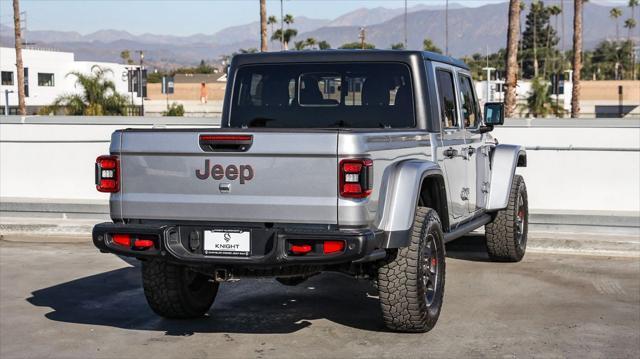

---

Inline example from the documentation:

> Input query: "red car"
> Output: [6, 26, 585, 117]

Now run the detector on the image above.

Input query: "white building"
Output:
[0, 47, 141, 114]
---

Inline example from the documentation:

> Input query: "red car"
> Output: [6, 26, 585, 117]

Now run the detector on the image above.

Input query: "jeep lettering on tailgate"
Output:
[195, 159, 254, 184]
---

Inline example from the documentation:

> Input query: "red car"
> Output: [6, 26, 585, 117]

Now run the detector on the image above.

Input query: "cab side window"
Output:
[458, 74, 480, 128]
[435, 69, 458, 129]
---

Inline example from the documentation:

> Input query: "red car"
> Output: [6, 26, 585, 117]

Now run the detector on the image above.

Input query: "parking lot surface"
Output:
[1, 237, 639, 358]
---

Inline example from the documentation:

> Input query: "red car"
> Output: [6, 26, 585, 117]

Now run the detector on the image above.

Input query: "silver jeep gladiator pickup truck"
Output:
[93, 50, 528, 333]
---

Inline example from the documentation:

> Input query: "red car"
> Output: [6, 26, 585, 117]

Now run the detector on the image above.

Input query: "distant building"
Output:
[476, 77, 640, 118]
[0, 47, 141, 115]
[173, 73, 226, 84]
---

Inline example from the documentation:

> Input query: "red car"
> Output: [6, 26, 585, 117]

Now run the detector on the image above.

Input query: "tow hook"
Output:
[213, 269, 232, 282]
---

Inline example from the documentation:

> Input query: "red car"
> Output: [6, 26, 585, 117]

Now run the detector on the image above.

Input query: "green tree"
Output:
[267, 15, 278, 37]
[624, 18, 637, 39]
[520, 1, 559, 78]
[39, 65, 129, 116]
[391, 42, 405, 50]
[271, 28, 298, 50]
[339, 42, 375, 49]
[423, 38, 442, 53]
[610, 8, 623, 41]
[318, 40, 331, 50]
[284, 14, 294, 27]
[120, 50, 134, 65]
[305, 37, 317, 49]
[584, 40, 636, 80]
[518, 77, 564, 118]
[294, 40, 306, 50]
[163, 103, 185, 116]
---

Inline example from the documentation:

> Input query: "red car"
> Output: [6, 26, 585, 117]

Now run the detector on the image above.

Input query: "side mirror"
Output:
[484, 102, 505, 126]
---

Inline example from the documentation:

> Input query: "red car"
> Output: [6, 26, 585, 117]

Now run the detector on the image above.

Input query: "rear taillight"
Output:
[96, 155, 120, 193]
[339, 159, 373, 198]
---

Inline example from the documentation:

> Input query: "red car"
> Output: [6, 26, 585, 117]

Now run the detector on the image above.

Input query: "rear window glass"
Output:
[229, 63, 415, 128]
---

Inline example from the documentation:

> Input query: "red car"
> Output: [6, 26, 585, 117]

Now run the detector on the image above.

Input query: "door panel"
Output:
[457, 72, 488, 213]
[434, 67, 468, 222]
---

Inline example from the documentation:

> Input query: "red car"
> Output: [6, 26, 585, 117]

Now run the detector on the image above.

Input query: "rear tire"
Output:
[377, 207, 446, 333]
[485, 174, 528, 262]
[142, 260, 218, 319]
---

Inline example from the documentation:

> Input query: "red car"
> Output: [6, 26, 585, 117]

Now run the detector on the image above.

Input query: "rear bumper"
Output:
[92, 222, 386, 268]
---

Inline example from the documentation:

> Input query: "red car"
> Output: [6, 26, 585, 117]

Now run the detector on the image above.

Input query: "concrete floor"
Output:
[1, 237, 639, 359]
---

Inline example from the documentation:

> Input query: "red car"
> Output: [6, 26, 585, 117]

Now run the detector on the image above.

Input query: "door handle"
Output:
[443, 147, 458, 159]
[467, 146, 476, 157]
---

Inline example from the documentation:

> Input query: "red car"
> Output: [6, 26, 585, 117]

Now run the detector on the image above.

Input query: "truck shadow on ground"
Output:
[26, 235, 486, 335]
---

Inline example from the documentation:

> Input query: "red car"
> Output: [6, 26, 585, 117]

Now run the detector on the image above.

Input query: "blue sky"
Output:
[0, 0, 629, 36]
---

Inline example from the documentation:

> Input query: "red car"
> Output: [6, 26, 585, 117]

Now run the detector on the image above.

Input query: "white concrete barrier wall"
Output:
[1, 117, 639, 216]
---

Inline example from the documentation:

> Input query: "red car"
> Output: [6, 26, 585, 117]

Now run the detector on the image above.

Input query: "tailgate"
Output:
[113, 130, 338, 224]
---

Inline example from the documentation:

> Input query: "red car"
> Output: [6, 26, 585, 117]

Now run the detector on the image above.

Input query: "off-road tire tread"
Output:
[142, 259, 218, 319]
[377, 207, 445, 332]
[485, 174, 527, 262]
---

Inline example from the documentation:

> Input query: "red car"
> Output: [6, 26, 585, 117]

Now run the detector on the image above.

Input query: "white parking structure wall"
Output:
[0, 117, 638, 222]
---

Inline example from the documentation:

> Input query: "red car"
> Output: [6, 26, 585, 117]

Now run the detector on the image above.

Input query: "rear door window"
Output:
[435, 69, 458, 129]
[230, 63, 415, 128]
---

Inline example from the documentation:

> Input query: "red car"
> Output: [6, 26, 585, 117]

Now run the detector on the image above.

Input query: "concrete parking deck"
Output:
[1, 236, 638, 358]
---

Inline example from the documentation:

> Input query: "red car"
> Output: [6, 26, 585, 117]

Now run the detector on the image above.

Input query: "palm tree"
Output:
[305, 37, 317, 50]
[293, 41, 306, 50]
[40, 65, 129, 116]
[271, 28, 298, 50]
[624, 18, 637, 40]
[630, 0, 639, 25]
[518, 77, 564, 118]
[284, 14, 294, 28]
[318, 40, 331, 50]
[505, 0, 521, 118]
[12, 0, 26, 115]
[260, 0, 267, 52]
[120, 50, 134, 65]
[571, 0, 584, 118]
[544, 5, 562, 77]
[267, 16, 278, 38]
[610, 8, 623, 41]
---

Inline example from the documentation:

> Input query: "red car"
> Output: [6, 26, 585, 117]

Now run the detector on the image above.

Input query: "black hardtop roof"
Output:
[230, 50, 469, 70]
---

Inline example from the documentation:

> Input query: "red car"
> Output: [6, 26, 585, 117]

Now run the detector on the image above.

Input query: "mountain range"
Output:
[0, 1, 635, 68]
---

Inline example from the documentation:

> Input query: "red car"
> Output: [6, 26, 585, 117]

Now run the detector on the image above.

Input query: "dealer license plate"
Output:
[204, 230, 251, 256]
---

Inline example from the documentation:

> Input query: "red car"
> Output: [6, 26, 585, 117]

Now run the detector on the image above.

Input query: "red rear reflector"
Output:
[323, 240, 345, 254]
[133, 239, 155, 249]
[199, 135, 253, 141]
[112, 234, 130, 247]
[290, 244, 313, 255]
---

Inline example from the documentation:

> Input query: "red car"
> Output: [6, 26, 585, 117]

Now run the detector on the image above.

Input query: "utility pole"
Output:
[12, 0, 26, 115]
[404, 0, 408, 49]
[359, 27, 366, 50]
[280, 0, 284, 50]
[445, 0, 449, 56]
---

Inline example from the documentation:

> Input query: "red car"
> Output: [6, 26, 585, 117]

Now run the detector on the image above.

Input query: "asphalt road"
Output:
[1, 237, 639, 359]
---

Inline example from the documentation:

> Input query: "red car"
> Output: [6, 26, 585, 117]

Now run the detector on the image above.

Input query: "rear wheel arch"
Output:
[418, 174, 450, 232]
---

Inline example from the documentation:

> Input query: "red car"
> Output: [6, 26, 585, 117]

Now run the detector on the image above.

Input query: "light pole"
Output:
[280, 0, 284, 50]
[482, 67, 496, 102]
[4, 89, 14, 116]
[138, 50, 144, 116]
[445, 0, 449, 56]
[404, 0, 407, 49]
